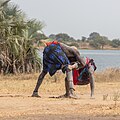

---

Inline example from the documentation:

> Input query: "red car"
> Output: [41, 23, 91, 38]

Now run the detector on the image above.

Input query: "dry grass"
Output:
[0, 68, 120, 96]
[0, 67, 120, 82]
[0, 72, 66, 95]
[95, 68, 120, 82]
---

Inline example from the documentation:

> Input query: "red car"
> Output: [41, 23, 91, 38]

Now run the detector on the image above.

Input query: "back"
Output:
[60, 43, 80, 62]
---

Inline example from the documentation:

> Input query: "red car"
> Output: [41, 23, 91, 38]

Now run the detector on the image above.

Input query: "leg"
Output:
[58, 70, 77, 99]
[88, 68, 95, 98]
[65, 69, 78, 99]
[57, 77, 69, 98]
[89, 74, 94, 98]
[65, 77, 69, 96]
[32, 70, 47, 97]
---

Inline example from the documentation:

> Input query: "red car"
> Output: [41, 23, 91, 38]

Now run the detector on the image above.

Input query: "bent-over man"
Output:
[32, 40, 86, 98]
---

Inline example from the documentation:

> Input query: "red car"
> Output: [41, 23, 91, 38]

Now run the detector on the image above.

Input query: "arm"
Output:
[89, 68, 95, 98]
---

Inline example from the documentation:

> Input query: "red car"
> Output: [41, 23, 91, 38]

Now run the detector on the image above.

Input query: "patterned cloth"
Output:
[43, 43, 70, 76]
[73, 57, 97, 85]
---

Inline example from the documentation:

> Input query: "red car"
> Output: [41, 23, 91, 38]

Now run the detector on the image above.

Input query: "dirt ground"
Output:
[0, 74, 120, 120]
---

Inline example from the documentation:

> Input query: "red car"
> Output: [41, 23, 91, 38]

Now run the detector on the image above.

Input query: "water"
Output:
[38, 50, 120, 71]
[80, 50, 120, 71]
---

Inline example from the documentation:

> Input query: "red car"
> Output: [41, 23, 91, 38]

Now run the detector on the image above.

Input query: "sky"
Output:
[11, 0, 120, 40]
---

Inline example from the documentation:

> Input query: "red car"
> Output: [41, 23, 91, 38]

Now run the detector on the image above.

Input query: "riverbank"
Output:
[0, 68, 120, 120]
[79, 44, 120, 50]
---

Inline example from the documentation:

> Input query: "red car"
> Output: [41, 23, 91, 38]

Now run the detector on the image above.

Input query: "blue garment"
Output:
[43, 44, 70, 76]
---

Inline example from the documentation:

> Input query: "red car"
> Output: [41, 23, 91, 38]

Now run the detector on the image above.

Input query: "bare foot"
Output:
[31, 92, 41, 98]
[57, 94, 79, 99]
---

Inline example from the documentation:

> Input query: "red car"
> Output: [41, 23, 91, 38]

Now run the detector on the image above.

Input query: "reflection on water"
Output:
[80, 50, 120, 71]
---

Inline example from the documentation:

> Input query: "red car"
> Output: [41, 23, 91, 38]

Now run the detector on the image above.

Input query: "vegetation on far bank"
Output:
[48, 32, 120, 50]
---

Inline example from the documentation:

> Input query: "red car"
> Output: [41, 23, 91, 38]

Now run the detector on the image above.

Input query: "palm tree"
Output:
[0, 0, 44, 74]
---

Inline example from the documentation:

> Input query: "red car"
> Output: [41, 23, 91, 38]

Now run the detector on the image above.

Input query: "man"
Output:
[32, 40, 86, 98]
[73, 57, 97, 97]
[59, 44, 96, 98]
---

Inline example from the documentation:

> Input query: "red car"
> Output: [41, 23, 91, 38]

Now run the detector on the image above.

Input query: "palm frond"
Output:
[0, 0, 10, 8]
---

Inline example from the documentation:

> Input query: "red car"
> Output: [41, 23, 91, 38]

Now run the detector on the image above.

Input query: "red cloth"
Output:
[73, 57, 90, 85]
[73, 69, 80, 85]
[46, 40, 59, 46]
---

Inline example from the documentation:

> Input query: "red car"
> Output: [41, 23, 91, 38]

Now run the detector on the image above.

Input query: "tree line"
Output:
[49, 32, 120, 49]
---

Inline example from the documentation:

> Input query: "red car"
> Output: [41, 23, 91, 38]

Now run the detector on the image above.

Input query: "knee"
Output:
[39, 71, 47, 79]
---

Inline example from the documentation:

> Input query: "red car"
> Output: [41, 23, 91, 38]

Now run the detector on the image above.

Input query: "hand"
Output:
[68, 65, 73, 70]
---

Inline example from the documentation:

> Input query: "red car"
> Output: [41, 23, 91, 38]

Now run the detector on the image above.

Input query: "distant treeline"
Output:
[48, 32, 120, 49]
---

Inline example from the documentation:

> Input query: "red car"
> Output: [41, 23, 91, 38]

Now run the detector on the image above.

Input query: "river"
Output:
[38, 49, 120, 71]
[80, 50, 120, 71]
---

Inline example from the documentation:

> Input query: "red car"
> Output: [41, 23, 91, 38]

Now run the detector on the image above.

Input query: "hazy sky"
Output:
[11, 0, 120, 40]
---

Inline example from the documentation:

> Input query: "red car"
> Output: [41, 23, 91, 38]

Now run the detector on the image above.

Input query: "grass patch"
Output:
[0, 68, 120, 95]
[95, 68, 120, 82]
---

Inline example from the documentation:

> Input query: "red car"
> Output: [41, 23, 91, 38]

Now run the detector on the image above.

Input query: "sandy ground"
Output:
[0, 74, 120, 120]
